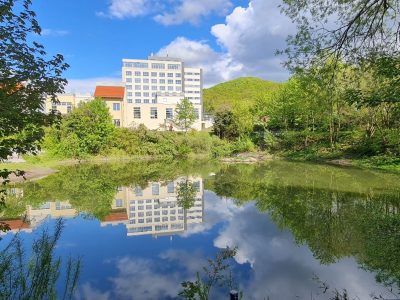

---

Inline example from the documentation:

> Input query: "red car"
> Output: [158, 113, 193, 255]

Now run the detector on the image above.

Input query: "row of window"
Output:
[127, 85, 182, 91]
[126, 71, 181, 78]
[129, 216, 185, 225]
[123, 62, 181, 70]
[185, 78, 201, 82]
[184, 72, 201, 76]
[126, 86, 182, 93]
[126, 78, 182, 84]
[132, 107, 199, 120]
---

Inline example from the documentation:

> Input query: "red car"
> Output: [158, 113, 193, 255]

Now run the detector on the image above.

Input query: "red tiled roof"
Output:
[94, 86, 125, 99]
[103, 211, 128, 222]
[2, 219, 30, 230]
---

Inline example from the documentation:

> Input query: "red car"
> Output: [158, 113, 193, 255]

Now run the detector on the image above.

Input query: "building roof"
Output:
[94, 86, 125, 99]
[103, 210, 128, 222]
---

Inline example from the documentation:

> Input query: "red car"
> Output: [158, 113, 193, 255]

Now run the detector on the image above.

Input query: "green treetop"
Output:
[175, 98, 197, 133]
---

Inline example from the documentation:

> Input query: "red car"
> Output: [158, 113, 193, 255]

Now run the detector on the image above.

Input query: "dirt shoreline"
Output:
[2, 168, 58, 183]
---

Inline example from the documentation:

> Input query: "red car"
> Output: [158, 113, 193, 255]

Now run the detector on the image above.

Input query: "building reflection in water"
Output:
[101, 177, 204, 237]
[1, 177, 204, 238]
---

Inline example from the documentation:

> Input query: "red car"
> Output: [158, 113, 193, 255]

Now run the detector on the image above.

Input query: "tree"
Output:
[212, 110, 240, 141]
[0, 0, 68, 232]
[49, 98, 115, 158]
[176, 179, 197, 209]
[281, 0, 400, 69]
[175, 98, 197, 133]
[0, 0, 68, 168]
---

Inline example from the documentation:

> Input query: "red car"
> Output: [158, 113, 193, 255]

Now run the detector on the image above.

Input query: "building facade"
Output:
[45, 93, 92, 114]
[119, 56, 204, 131]
[47, 56, 210, 131]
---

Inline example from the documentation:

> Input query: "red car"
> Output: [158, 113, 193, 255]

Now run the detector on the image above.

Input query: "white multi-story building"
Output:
[119, 55, 204, 130]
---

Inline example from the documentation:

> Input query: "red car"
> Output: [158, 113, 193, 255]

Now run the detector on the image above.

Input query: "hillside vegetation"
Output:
[203, 77, 282, 113]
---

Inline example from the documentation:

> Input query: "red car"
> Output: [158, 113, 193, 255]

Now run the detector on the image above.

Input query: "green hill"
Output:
[203, 77, 283, 113]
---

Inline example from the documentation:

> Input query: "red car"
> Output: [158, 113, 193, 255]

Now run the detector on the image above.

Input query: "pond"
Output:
[1, 160, 399, 299]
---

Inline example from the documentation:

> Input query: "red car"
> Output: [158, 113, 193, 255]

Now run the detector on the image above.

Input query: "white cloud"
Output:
[41, 28, 69, 37]
[99, 0, 231, 24]
[154, 0, 293, 86]
[65, 77, 121, 94]
[156, 37, 243, 87]
[154, 0, 232, 25]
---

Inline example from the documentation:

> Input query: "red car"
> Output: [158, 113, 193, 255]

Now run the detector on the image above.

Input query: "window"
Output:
[176, 73, 181, 78]
[135, 92, 141, 97]
[113, 103, 121, 111]
[143, 85, 149, 90]
[132, 186, 142, 197]
[115, 199, 123, 207]
[152, 183, 159, 195]
[151, 63, 165, 69]
[135, 99, 141, 104]
[126, 78, 132, 82]
[143, 92, 149, 97]
[194, 108, 199, 119]
[126, 71, 132, 76]
[134, 71, 141, 76]
[159, 72, 165, 77]
[144, 99, 150, 103]
[126, 85, 132, 90]
[176, 80, 182, 84]
[168, 79, 173, 84]
[135, 85, 141, 90]
[167, 181, 174, 193]
[143, 78, 149, 83]
[132, 62, 148, 68]
[151, 79, 157, 84]
[127, 98, 132, 103]
[151, 99, 157, 104]
[167, 73, 173, 77]
[160, 86, 165, 91]
[134, 107, 141, 119]
[143, 72, 149, 76]
[113, 119, 121, 127]
[135, 78, 141, 83]
[150, 107, 158, 119]
[176, 86, 182, 92]
[151, 72, 157, 77]
[166, 108, 173, 119]
[168, 86, 173, 91]
[168, 64, 179, 69]
[67, 105, 72, 113]
[151, 86, 157, 90]
[159, 79, 165, 84]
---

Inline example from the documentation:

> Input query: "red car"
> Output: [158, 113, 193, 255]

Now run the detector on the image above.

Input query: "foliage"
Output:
[0, 218, 80, 299]
[207, 162, 400, 288]
[0, 0, 68, 173]
[176, 179, 197, 209]
[45, 98, 115, 159]
[179, 247, 241, 300]
[212, 110, 240, 141]
[203, 77, 281, 113]
[175, 98, 197, 133]
[281, 0, 400, 69]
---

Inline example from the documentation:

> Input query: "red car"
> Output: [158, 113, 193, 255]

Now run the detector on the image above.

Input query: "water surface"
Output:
[1, 160, 399, 299]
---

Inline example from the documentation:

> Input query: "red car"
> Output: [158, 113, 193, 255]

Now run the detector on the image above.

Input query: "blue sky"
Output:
[32, 0, 292, 93]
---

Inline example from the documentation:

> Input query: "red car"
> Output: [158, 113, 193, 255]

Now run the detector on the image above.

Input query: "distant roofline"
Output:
[122, 56, 182, 63]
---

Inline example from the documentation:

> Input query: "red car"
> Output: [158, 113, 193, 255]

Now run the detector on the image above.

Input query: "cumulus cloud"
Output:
[156, 37, 243, 86]
[154, 0, 232, 25]
[99, 0, 232, 24]
[153, 0, 293, 86]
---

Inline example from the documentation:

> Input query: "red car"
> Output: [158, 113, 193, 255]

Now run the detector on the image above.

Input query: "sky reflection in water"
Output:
[1, 161, 399, 300]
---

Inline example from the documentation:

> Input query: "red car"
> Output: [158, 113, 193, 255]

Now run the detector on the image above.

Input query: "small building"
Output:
[94, 85, 125, 127]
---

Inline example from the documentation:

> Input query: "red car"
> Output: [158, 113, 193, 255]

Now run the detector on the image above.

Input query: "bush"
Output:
[231, 138, 255, 154]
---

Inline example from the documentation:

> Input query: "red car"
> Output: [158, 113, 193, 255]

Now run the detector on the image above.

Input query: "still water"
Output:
[1, 160, 400, 299]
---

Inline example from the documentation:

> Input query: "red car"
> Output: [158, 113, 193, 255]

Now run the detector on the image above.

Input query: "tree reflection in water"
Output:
[179, 247, 242, 300]
[0, 218, 80, 300]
